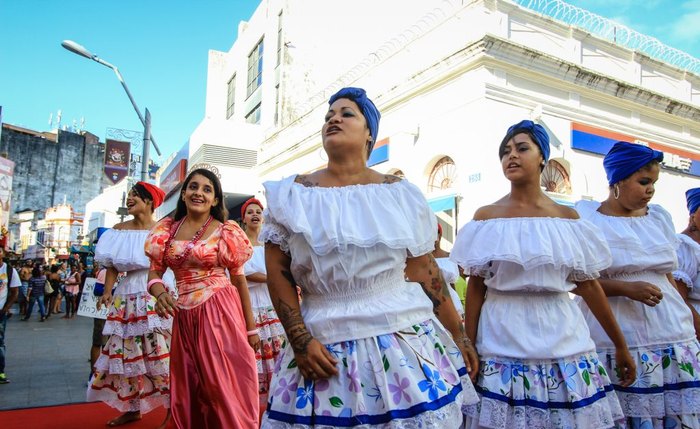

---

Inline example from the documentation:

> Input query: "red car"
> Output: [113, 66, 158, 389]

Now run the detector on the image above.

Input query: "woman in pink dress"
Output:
[145, 168, 259, 429]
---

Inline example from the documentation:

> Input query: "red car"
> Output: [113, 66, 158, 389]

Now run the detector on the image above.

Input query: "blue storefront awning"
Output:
[427, 195, 455, 212]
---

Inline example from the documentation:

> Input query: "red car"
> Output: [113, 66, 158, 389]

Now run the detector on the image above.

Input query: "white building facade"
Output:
[200, 0, 700, 243]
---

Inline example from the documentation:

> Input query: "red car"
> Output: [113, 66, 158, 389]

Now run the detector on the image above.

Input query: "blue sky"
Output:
[0, 0, 259, 164]
[566, 0, 700, 57]
[1, 0, 697, 164]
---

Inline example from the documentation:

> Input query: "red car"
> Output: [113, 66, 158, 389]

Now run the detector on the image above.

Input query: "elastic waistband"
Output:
[602, 271, 668, 283]
[302, 275, 407, 304]
[487, 288, 569, 297]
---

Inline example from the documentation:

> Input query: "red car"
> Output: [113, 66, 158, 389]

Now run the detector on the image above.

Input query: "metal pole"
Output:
[109, 67, 161, 157]
[142, 109, 151, 181]
[61, 40, 161, 157]
[119, 192, 126, 222]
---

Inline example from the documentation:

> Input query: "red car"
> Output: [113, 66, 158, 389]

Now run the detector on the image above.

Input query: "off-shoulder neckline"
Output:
[472, 216, 580, 223]
[290, 174, 406, 191]
[578, 199, 651, 220]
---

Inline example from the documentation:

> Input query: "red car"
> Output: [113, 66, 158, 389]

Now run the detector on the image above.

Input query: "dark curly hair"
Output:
[173, 168, 228, 223]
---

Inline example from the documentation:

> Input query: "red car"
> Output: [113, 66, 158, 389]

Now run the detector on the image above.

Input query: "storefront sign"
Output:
[160, 159, 187, 196]
[572, 122, 700, 177]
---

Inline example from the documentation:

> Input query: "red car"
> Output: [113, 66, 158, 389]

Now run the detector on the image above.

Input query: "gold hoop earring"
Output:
[613, 184, 620, 200]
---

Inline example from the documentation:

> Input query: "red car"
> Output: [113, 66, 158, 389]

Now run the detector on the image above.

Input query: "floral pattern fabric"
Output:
[145, 219, 253, 309]
[88, 288, 172, 413]
[256, 304, 286, 407]
[465, 353, 623, 429]
[601, 341, 700, 428]
[261, 319, 477, 428]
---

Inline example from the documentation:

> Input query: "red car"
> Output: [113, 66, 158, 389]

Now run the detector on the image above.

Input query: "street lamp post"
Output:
[60, 40, 161, 181]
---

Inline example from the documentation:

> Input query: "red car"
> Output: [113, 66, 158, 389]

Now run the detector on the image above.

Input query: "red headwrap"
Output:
[136, 181, 165, 209]
[241, 197, 264, 219]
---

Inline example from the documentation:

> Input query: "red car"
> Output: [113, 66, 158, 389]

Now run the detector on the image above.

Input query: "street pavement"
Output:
[0, 302, 93, 410]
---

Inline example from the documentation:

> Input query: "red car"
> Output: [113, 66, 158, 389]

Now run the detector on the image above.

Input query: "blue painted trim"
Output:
[476, 384, 614, 410]
[367, 144, 389, 167]
[427, 195, 455, 212]
[267, 381, 463, 426]
[614, 380, 700, 394]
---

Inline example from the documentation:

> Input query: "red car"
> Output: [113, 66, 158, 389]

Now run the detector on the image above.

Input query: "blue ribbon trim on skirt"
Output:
[266, 367, 468, 427]
[476, 384, 615, 410]
[614, 380, 700, 394]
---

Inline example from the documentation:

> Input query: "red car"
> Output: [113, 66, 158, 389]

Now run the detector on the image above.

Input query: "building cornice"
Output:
[258, 34, 700, 173]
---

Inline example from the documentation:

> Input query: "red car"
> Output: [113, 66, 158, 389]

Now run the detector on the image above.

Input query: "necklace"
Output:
[164, 216, 214, 268]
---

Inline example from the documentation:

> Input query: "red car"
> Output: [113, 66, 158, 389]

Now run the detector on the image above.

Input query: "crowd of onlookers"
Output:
[1, 255, 100, 385]
[15, 259, 89, 322]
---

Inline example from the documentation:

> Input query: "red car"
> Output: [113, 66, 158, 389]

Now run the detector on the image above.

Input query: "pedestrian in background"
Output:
[62, 263, 81, 319]
[0, 247, 21, 384]
[22, 265, 47, 322]
[18, 261, 31, 316]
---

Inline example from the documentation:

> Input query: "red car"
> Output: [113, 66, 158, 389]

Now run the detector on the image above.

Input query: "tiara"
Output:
[187, 163, 222, 179]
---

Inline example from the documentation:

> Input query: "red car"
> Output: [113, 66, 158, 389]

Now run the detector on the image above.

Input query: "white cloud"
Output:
[666, 1, 700, 46]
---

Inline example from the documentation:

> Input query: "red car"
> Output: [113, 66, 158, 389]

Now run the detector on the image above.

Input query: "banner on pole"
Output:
[104, 139, 131, 184]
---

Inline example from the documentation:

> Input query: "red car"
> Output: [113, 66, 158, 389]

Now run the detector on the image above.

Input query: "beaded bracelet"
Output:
[247, 329, 259, 336]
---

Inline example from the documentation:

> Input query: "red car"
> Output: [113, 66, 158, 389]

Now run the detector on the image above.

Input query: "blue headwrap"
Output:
[328, 87, 381, 154]
[686, 188, 700, 214]
[503, 120, 550, 162]
[603, 141, 664, 186]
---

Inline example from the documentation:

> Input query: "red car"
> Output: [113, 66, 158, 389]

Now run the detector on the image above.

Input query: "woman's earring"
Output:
[613, 184, 620, 200]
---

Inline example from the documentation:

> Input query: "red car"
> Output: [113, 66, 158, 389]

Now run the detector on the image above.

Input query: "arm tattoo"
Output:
[382, 174, 401, 184]
[276, 299, 313, 354]
[416, 256, 451, 317]
[418, 281, 443, 317]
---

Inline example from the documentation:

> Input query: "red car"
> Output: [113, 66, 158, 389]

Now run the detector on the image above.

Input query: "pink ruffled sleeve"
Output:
[219, 220, 254, 275]
[145, 217, 173, 273]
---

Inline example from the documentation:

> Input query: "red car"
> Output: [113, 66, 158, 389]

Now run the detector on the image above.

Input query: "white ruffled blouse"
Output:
[575, 200, 679, 276]
[451, 217, 611, 359]
[575, 200, 693, 349]
[243, 245, 273, 309]
[259, 175, 437, 344]
[95, 229, 174, 296]
[674, 234, 700, 302]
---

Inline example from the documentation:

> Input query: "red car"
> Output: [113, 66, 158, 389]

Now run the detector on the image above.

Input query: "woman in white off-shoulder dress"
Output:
[87, 182, 174, 428]
[241, 197, 287, 412]
[577, 142, 700, 428]
[260, 87, 478, 428]
[673, 187, 700, 321]
[453, 120, 634, 429]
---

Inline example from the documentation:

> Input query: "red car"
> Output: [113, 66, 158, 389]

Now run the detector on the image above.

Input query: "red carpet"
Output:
[0, 402, 173, 429]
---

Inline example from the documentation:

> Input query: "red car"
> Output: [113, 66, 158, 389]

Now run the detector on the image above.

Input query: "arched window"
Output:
[428, 157, 456, 193]
[541, 160, 571, 195]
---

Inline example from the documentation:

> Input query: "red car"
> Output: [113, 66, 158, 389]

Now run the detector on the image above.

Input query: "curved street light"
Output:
[61, 40, 161, 181]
